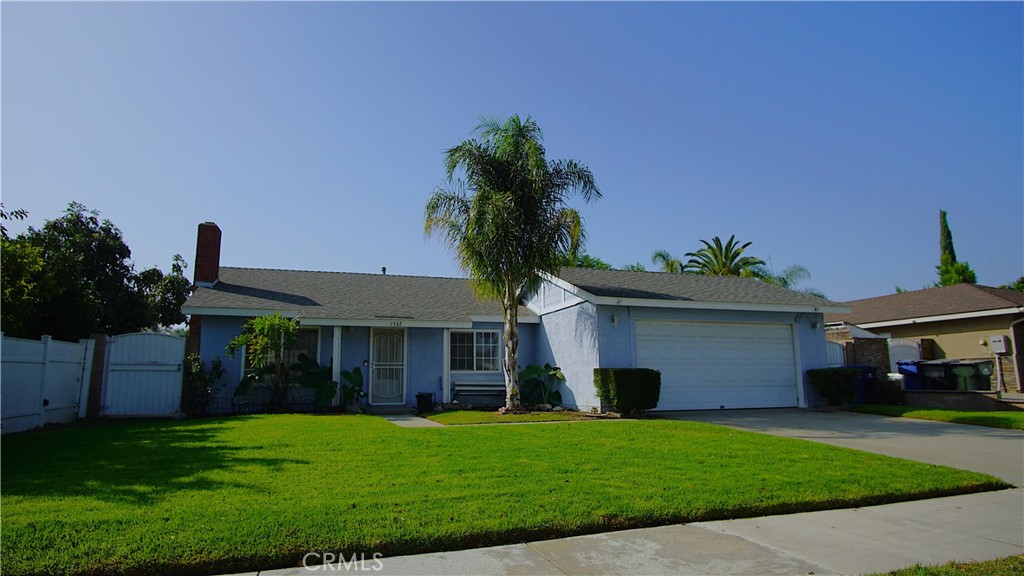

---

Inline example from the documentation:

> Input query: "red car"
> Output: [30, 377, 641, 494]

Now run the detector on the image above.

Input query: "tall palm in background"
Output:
[425, 115, 600, 410]
[651, 249, 684, 273]
[683, 235, 765, 276]
[745, 263, 826, 298]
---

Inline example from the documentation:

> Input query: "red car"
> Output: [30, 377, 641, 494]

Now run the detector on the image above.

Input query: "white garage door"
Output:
[635, 320, 798, 410]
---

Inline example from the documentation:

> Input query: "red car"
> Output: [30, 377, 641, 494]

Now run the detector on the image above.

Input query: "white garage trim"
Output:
[635, 319, 801, 410]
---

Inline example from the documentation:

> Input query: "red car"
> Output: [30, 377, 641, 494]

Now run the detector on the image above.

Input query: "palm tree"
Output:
[651, 249, 684, 273]
[745, 263, 826, 298]
[425, 115, 600, 410]
[683, 235, 765, 276]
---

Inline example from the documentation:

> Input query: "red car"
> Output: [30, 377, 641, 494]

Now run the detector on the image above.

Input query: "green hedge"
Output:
[807, 368, 860, 406]
[593, 368, 661, 414]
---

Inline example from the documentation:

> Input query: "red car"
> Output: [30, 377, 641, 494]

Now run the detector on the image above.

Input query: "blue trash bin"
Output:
[897, 361, 925, 390]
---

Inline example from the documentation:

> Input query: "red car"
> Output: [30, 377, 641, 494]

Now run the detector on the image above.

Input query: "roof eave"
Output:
[854, 307, 1024, 329]
[546, 272, 850, 315]
[182, 306, 538, 328]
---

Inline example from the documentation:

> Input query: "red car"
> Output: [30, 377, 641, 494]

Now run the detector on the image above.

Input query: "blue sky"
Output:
[3, 2, 1021, 302]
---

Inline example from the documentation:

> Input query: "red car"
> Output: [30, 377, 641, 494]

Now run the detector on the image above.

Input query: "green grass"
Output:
[851, 404, 1024, 430]
[426, 409, 593, 425]
[1, 415, 1010, 576]
[876, 554, 1024, 575]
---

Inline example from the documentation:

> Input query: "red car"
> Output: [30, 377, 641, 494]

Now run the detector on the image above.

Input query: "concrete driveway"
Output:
[656, 408, 1024, 484]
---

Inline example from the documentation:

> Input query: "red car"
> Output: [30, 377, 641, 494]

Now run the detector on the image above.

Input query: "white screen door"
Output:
[370, 329, 406, 405]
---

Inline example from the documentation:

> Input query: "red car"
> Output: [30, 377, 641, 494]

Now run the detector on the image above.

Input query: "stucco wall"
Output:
[878, 315, 1019, 360]
[197, 315, 247, 401]
[406, 328, 444, 404]
[535, 302, 601, 411]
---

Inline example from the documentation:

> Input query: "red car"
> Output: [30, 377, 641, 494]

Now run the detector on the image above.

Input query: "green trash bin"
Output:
[950, 361, 995, 391]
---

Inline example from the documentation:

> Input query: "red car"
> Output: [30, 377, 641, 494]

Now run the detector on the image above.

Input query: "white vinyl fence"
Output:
[887, 338, 922, 373]
[101, 333, 184, 416]
[1, 334, 95, 435]
[826, 340, 845, 367]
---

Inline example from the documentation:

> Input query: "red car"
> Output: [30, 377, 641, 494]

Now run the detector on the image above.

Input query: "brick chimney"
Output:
[194, 222, 221, 287]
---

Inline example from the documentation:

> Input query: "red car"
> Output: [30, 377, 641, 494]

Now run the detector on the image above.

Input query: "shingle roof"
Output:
[184, 267, 527, 322]
[824, 283, 1024, 326]
[555, 267, 844, 309]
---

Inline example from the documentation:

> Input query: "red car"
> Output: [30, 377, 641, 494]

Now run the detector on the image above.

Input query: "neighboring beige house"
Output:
[825, 284, 1024, 391]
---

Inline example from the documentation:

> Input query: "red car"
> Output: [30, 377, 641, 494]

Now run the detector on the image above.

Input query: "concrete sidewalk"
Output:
[249, 489, 1021, 576]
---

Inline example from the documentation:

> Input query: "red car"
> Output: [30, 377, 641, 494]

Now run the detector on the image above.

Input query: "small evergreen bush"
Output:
[593, 368, 661, 414]
[807, 368, 860, 406]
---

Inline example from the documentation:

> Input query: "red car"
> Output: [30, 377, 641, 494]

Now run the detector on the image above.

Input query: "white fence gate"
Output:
[1, 334, 95, 434]
[887, 338, 922, 372]
[826, 341, 845, 367]
[101, 333, 184, 416]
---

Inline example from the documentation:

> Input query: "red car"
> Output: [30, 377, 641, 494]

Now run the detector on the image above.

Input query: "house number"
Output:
[390, 321, 403, 327]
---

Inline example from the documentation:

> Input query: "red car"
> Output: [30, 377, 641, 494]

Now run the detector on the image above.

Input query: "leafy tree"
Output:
[1, 206, 43, 337]
[138, 255, 191, 328]
[651, 249, 684, 273]
[567, 253, 612, 270]
[937, 254, 977, 286]
[0, 202, 191, 340]
[683, 235, 765, 276]
[935, 210, 976, 286]
[621, 262, 646, 272]
[425, 115, 600, 410]
[1, 203, 28, 240]
[1000, 277, 1024, 292]
[226, 313, 298, 409]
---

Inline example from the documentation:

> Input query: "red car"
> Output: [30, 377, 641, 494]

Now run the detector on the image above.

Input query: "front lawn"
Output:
[876, 554, 1024, 575]
[1, 415, 1009, 576]
[851, 404, 1024, 430]
[427, 409, 593, 425]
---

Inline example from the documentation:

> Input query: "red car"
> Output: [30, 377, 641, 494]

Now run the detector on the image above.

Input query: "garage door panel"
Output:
[635, 320, 798, 410]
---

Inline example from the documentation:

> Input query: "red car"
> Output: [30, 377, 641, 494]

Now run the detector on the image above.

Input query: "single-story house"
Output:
[824, 283, 1024, 390]
[182, 223, 848, 411]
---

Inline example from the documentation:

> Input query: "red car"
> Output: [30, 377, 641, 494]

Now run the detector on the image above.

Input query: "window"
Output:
[243, 327, 320, 376]
[450, 330, 500, 372]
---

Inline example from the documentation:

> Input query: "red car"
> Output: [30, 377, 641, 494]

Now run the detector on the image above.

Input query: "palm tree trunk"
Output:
[503, 283, 520, 411]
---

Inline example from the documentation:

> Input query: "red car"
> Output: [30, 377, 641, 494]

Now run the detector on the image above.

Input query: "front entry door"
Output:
[370, 329, 406, 405]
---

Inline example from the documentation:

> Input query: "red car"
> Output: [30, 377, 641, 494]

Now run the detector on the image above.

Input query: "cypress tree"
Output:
[938, 209, 957, 262]
[935, 210, 976, 286]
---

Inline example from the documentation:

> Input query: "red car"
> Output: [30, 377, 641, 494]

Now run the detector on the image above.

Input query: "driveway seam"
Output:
[524, 542, 572, 575]
[690, 523, 839, 576]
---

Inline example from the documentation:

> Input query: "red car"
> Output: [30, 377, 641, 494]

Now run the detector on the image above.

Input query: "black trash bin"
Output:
[919, 360, 957, 391]
[848, 365, 875, 404]
[416, 392, 434, 413]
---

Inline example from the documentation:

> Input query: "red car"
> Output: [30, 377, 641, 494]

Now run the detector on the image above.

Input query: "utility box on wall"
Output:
[989, 335, 1010, 355]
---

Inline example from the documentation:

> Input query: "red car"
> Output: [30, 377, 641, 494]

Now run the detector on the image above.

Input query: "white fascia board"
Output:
[542, 273, 599, 302]
[296, 318, 472, 329]
[543, 272, 850, 315]
[469, 315, 540, 324]
[856, 307, 1024, 329]
[182, 306, 302, 318]
[588, 296, 849, 314]
[182, 306, 474, 328]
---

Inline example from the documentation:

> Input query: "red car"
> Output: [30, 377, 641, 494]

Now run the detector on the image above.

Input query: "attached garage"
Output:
[635, 320, 799, 410]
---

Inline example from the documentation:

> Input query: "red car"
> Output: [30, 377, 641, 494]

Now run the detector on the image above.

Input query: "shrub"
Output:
[593, 368, 661, 414]
[807, 368, 860, 406]
[185, 353, 225, 415]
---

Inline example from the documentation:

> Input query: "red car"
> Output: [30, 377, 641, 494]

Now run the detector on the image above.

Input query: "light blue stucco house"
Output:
[182, 223, 849, 412]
